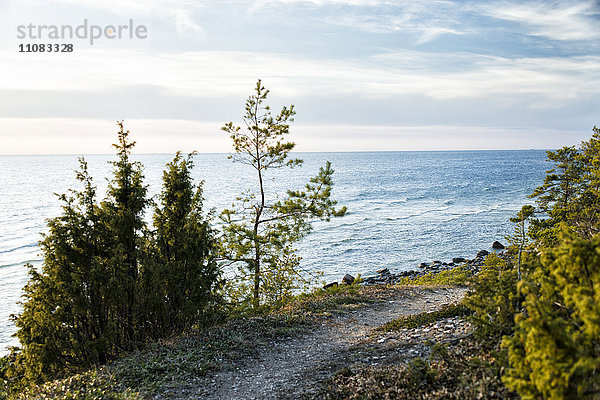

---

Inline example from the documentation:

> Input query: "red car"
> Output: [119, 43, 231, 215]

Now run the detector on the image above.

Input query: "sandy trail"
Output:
[160, 287, 467, 400]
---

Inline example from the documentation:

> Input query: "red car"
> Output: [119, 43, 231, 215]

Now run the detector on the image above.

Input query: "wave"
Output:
[328, 237, 355, 247]
[340, 248, 359, 255]
[385, 206, 449, 221]
[0, 259, 41, 269]
[441, 204, 502, 222]
[390, 198, 408, 205]
[0, 243, 38, 254]
[407, 194, 427, 201]
[316, 217, 371, 232]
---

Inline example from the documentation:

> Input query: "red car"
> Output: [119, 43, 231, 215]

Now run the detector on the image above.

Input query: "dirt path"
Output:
[163, 287, 467, 400]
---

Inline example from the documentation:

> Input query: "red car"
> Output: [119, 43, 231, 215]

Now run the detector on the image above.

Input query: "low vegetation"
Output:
[396, 265, 472, 287]
[319, 341, 516, 400]
[7, 283, 379, 399]
[378, 303, 472, 332]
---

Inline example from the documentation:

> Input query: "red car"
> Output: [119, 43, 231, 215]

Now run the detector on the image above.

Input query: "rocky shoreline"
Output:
[326, 241, 506, 287]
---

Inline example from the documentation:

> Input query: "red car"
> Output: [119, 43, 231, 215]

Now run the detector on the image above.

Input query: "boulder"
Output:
[376, 268, 390, 275]
[452, 257, 466, 263]
[492, 241, 505, 249]
[419, 262, 428, 268]
[323, 282, 338, 289]
[342, 274, 355, 285]
[476, 250, 489, 258]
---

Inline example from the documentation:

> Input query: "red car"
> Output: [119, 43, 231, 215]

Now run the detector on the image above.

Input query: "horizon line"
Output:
[0, 148, 554, 157]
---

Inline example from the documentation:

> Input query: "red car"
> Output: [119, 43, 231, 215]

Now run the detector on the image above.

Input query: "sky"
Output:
[0, 0, 599, 154]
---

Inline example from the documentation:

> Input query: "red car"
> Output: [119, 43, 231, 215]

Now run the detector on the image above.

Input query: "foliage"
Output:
[9, 158, 118, 386]
[2, 123, 219, 394]
[529, 126, 600, 244]
[396, 265, 472, 287]
[503, 229, 600, 399]
[378, 303, 472, 332]
[220, 80, 346, 309]
[143, 151, 220, 335]
[101, 121, 150, 349]
[465, 254, 520, 341]
[318, 340, 516, 400]
[508, 205, 535, 280]
[461, 126, 600, 399]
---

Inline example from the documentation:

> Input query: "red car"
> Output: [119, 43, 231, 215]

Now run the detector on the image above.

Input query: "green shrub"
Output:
[503, 229, 600, 399]
[465, 254, 520, 341]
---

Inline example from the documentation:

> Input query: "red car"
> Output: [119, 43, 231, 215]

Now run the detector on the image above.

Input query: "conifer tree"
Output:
[102, 121, 149, 348]
[12, 158, 113, 383]
[220, 80, 346, 309]
[147, 152, 220, 332]
[504, 229, 600, 399]
[494, 127, 600, 399]
[529, 126, 600, 243]
[5, 122, 221, 392]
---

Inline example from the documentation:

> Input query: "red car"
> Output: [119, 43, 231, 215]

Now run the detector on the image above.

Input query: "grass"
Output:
[396, 265, 473, 287]
[14, 283, 390, 400]
[378, 303, 472, 332]
[316, 340, 517, 400]
[283, 283, 382, 315]
[11, 284, 471, 399]
[18, 314, 308, 399]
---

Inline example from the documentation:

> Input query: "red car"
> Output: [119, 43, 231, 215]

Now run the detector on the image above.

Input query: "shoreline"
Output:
[325, 242, 506, 287]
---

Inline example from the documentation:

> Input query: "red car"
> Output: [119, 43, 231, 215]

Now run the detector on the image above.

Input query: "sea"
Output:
[0, 150, 550, 354]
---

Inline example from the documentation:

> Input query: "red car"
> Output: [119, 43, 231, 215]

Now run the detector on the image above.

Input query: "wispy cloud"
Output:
[481, 1, 600, 41]
[304, 1, 470, 44]
[1, 49, 598, 106]
[27, 0, 207, 39]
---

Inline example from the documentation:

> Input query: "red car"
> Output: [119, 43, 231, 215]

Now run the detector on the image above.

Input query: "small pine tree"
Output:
[220, 80, 346, 309]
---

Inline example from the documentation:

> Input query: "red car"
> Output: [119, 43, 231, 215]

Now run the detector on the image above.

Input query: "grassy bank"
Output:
[3, 265, 514, 400]
[5, 283, 385, 399]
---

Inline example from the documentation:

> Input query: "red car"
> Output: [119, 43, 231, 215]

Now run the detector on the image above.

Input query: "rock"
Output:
[376, 268, 390, 275]
[342, 274, 355, 285]
[492, 241, 505, 249]
[433, 260, 442, 264]
[419, 262, 428, 268]
[476, 250, 489, 258]
[452, 257, 466, 263]
[323, 282, 338, 289]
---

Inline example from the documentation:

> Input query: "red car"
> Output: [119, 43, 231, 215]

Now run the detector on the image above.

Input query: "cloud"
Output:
[481, 1, 600, 41]
[1, 48, 598, 108]
[19, 0, 206, 39]
[301, 0, 471, 44]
